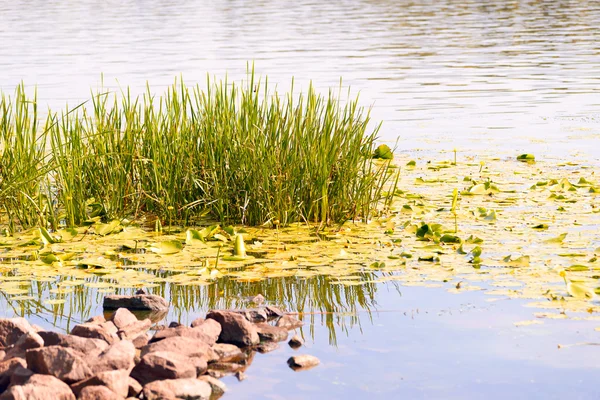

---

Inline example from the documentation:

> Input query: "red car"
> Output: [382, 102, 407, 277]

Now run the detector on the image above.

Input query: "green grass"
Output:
[0, 70, 394, 231]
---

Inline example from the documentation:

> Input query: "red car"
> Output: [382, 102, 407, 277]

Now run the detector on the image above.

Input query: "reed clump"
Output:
[0, 71, 394, 231]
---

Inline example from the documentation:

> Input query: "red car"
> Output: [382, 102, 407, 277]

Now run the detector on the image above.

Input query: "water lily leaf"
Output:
[532, 224, 549, 230]
[95, 220, 122, 236]
[185, 229, 205, 246]
[373, 144, 393, 159]
[440, 234, 461, 244]
[465, 235, 484, 244]
[503, 255, 530, 267]
[517, 154, 535, 162]
[149, 240, 183, 254]
[406, 160, 416, 167]
[39, 227, 60, 245]
[544, 233, 567, 244]
[566, 281, 595, 299]
[565, 265, 589, 272]
[213, 234, 229, 243]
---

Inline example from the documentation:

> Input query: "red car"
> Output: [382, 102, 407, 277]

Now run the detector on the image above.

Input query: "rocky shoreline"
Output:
[0, 292, 319, 399]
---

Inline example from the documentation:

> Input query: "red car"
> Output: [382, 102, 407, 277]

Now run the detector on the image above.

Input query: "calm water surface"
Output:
[1, 1, 600, 399]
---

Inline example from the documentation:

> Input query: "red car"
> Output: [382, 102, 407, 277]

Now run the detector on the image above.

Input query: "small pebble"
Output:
[288, 335, 304, 349]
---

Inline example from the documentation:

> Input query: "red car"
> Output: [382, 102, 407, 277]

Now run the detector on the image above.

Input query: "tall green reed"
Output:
[1, 71, 394, 230]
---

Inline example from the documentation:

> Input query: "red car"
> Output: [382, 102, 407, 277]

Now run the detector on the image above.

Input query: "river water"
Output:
[1, 1, 600, 399]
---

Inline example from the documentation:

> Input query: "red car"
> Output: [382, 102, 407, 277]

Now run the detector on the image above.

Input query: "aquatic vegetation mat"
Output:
[1, 152, 599, 338]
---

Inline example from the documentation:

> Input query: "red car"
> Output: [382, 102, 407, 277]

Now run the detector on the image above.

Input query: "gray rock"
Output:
[103, 294, 169, 311]
[288, 334, 304, 349]
[276, 315, 304, 330]
[255, 323, 288, 342]
[287, 354, 320, 371]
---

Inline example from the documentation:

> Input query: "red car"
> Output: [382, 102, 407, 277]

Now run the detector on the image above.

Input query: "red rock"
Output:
[109, 308, 138, 330]
[287, 354, 320, 371]
[206, 310, 259, 347]
[91, 340, 135, 373]
[70, 370, 129, 397]
[190, 317, 204, 327]
[189, 356, 208, 376]
[127, 377, 142, 398]
[85, 316, 105, 325]
[26, 346, 92, 383]
[130, 351, 196, 385]
[131, 333, 149, 349]
[13, 331, 44, 351]
[103, 294, 169, 311]
[255, 323, 288, 342]
[37, 332, 108, 358]
[78, 385, 122, 400]
[0, 358, 26, 391]
[276, 315, 304, 330]
[192, 319, 221, 344]
[70, 322, 119, 344]
[117, 319, 151, 341]
[198, 375, 227, 396]
[8, 366, 33, 387]
[142, 378, 212, 400]
[150, 325, 217, 346]
[229, 309, 268, 323]
[141, 336, 215, 361]
[0, 374, 75, 400]
[211, 343, 246, 363]
[208, 362, 243, 376]
[248, 294, 265, 305]
[0, 318, 33, 347]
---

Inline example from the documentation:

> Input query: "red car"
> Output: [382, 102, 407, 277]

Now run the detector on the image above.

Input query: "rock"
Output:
[26, 346, 92, 383]
[229, 309, 268, 323]
[117, 319, 152, 341]
[150, 322, 220, 346]
[168, 321, 182, 328]
[85, 316, 105, 325]
[198, 376, 227, 396]
[211, 343, 246, 363]
[127, 377, 142, 398]
[141, 336, 215, 361]
[70, 370, 129, 398]
[9, 366, 33, 387]
[288, 335, 304, 349]
[264, 306, 284, 318]
[131, 333, 149, 349]
[78, 385, 122, 400]
[70, 322, 119, 344]
[130, 351, 196, 385]
[206, 310, 259, 347]
[0, 318, 33, 347]
[13, 331, 44, 351]
[287, 354, 320, 371]
[103, 294, 168, 311]
[91, 340, 135, 373]
[37, 332, 108, 358]
[248, 294, 265, 305]
[0, 358, 27, 391]
[255, 323, 288, 342]
[0, 374, 76, 400]
[189, 356, 208, 376]
[235, 371, 246, 381]
[256, 342, 279, 354]
[109, 308, 138, 330]
[276, 315, 304, 330]
[192, 319, 221, 344]
[208, 362, 243, 375]
[142, 378, 212, 400]
[3, 331, 44, 360]
[190, 317, 204, 328]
